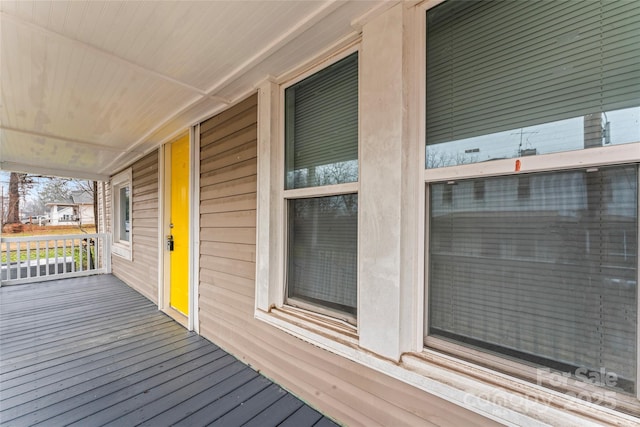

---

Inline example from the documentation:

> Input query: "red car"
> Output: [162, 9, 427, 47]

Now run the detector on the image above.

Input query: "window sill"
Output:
[402, 350, 639, 426]
[255, 305, 358, 350]
[111, 242, 132, 261]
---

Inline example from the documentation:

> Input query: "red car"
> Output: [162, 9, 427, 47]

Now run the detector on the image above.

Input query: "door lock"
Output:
[166, 235, 174, 251]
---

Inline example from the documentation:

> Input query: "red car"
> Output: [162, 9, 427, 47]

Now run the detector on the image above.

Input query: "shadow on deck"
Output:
[0, 275, 338, 427]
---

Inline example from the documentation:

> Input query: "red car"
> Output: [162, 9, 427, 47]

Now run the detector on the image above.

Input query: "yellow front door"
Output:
[169, 135, 189, 315]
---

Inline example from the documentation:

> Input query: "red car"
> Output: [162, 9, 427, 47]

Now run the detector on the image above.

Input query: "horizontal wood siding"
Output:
[198, 94, 496, 426]
[111, 151, 159, 304]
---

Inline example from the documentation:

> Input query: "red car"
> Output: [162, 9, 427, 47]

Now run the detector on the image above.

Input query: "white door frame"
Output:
[157, 127, 200, 333]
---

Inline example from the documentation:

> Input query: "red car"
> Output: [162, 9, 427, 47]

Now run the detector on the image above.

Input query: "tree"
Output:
[37, 178, 72, 205]
[5, 172, 32, 224]
[6, 173, 20, 224]
[70, 179, 98, 231]
[426, 147, 478, 169]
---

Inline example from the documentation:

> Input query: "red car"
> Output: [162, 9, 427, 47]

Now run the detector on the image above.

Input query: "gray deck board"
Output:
[2, 315, 176, 367]
[241, 393, 305, 427]
[1, 320, 181, 383]
[279, 405, 324, 427]
[1, 340, 209, 418]
[108, 364, 256, 426]
[173, 376, 274, 427]
[0, 275, 338, 427]
[1, 320, 182, 380]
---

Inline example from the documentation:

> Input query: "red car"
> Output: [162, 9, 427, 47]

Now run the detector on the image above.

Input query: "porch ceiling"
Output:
[0, 0, 382, 181]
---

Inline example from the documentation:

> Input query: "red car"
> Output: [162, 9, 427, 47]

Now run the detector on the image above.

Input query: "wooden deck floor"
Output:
[0, 275, 338, 427]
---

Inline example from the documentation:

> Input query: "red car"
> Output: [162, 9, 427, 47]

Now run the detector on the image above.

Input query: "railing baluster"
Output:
[35, 241, 40, 277]
[62, 238, 68, 273]
[92, 237, 96, 271]
[95, 236, 100, 271]
[55, 239, 59, 275]
[70, 238, 75, 273]
[45, 240, 50, 277]
[80, 238, 84, 272]
[1, 240, 6, 279]
[88, 238, 92, 271]
[26, 241, 31, 278]
[2, 241, 6, 276]
[16, 245, 21, 279]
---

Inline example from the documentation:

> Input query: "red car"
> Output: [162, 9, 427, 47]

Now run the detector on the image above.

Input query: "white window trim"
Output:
[255, 44, 361, 343]
[111, 167, 132, 260]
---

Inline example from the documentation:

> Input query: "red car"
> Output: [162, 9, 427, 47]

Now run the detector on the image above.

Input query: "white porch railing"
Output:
[0, 233, 111, 286]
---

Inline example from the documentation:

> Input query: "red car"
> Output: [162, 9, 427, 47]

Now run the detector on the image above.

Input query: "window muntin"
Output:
[284, 52, 359, 320]
[428, 166, 638, 394]
[285, 53, 359, 189]
[425, 0, 640, 168]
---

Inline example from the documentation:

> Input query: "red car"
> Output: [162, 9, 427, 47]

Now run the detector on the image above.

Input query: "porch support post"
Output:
[256, 80, 282, 312]
[359, 3, 423, 360]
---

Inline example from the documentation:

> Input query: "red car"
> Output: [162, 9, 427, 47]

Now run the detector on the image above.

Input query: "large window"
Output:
[425, 0, 640, 401]
[284, 52, 359, 322]
[111, 168, 132, 260]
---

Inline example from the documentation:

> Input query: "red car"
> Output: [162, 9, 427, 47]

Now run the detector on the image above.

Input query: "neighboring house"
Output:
[47, 191, 95, 226]
[2, 1, 639, 426]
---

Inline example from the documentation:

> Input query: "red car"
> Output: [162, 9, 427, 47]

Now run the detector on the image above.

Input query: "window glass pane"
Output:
[287, 194, 358, 316]
[285, 53, 358, 189]
[426, 0, 640, 168]
[428, 165, 638, 393]
[119, 186, 130, 242]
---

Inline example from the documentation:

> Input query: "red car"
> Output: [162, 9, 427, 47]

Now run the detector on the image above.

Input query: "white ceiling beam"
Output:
[0, 11, 232, 104]
[0, 161, 109, 181]
[0, 126, 141, 154]
[97, 94, 210, 175]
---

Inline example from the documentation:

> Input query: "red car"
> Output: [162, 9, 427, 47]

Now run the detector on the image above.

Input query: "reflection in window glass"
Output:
[426, 107, 640, 168]
[287, 194, 358, 317]
[428, 165, 638, 393]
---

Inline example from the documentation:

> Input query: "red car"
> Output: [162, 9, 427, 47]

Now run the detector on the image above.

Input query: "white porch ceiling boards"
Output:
[0, 0, 381, 180]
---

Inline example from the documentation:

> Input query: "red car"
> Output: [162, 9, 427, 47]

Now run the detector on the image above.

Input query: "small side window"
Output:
[111, 168, 132, 260]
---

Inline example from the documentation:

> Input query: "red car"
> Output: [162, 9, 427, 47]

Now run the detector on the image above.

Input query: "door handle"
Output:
[166, 235, 174, 251]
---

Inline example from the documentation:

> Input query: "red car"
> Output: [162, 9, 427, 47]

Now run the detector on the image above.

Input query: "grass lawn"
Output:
[2, 224, 96, 237]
